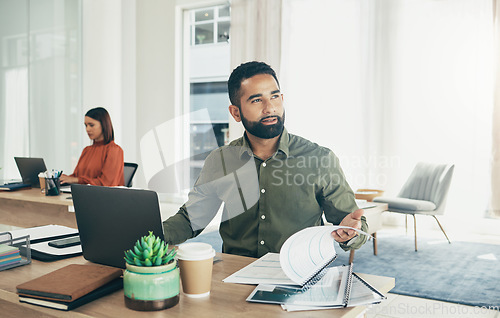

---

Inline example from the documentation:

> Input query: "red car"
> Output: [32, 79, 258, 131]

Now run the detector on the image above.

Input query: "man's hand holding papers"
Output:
[332, 209, 365, 243]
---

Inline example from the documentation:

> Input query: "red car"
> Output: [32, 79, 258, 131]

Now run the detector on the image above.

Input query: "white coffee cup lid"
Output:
[176, 242, 215, 261]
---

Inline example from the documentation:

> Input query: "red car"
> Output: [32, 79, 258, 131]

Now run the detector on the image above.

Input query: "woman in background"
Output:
[60, 107, 124, 186]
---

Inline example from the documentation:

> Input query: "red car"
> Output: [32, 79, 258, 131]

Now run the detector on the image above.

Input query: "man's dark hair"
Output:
[228, 61, 280, 107]
[85, 107, 115, 144]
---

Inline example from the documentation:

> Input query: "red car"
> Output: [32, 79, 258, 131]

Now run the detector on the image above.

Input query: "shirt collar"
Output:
[237, 128, 290, 159]
[93, 140, 106, 146]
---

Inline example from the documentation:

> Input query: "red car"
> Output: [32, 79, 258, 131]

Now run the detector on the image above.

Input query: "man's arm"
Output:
[163, 205, 199, 245]
[319, 151, 369, 251]
[162, 150, 225, 245]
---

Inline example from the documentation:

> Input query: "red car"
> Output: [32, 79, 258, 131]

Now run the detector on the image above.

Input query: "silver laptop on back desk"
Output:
[71, 184, 165, 268]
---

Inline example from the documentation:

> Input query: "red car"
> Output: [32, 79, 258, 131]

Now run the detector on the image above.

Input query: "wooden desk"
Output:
[0, 189, 76, 229]
[0, 253, 395, 318]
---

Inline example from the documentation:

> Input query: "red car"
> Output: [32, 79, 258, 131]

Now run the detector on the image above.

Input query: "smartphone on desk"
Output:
[48, 236, 81, 248]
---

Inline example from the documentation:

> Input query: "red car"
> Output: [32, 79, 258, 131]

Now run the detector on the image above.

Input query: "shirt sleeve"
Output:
[77, 144, 124, 186]
[163, 150, 223, 245]
[319, 150, 369, 251]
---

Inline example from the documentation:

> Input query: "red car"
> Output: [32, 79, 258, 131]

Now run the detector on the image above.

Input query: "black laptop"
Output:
[14, 157, 47, 188]
[71, 184, 165, 269]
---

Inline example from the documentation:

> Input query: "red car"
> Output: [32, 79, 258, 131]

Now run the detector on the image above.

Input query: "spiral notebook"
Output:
[276, 271, 387, 311]
[223, 225, 370, 287]
[246, 264, 354, 307]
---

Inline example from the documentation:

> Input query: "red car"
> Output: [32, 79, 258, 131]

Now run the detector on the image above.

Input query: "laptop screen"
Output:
[14, 157, 47, 188]
[71, 184, 165, 268]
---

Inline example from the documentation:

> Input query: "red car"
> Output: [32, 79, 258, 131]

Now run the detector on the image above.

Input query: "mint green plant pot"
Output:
[123, 261, 180, 311]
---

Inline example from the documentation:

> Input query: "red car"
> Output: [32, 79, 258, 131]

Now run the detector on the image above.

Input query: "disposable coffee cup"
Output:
[176, 242, 215, 298]
[39, 177, 46, 194]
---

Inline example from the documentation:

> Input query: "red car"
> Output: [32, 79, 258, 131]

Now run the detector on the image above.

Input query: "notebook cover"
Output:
[0, 183, 31, 191]
[19, 278, 123, 311]
[16, 264, 122, 302]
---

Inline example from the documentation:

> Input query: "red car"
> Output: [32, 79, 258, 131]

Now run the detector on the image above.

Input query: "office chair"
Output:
[373, 162, 454, 251]
[124, 162, 138, 187]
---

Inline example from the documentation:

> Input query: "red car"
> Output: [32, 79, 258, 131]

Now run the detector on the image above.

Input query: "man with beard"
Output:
[163, 61, 368, 257]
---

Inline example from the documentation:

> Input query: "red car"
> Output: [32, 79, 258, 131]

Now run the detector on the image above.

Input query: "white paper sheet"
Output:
[223, 253, 297, 285]
[280, 226, 370, 285]
[29, 241, 82, 255]
[9, 225, 78, 240]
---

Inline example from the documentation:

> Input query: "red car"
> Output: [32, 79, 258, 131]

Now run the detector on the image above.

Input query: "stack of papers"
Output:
[0, 244, 21, 268]
[223, 226, 385, 311]
[9, 225, 82, 261]
[280, 272, 387, 312]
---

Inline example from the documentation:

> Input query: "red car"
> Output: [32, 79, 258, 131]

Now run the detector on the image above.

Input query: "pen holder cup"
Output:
[45, 177, 61, 196]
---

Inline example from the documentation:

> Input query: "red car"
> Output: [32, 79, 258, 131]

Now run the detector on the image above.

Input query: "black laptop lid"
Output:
[14, 157, 47, 188]
[71, 184, 165, 269]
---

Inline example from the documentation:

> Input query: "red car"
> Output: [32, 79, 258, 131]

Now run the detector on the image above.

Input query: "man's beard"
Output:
[240, 110, 285, 139]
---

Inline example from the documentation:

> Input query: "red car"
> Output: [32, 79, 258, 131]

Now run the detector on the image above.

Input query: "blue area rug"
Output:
[187, 230, 500, 308]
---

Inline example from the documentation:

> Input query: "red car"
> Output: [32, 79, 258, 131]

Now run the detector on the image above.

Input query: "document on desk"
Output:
[29, 241, 82, 256]
[224, 225, 370, 286]
[246, 265, 349, 306]
[279, 272, 386, 311]
[9, 225, 81, 260]
[9, 225, 78, 242]
[223, 253, 296, 285]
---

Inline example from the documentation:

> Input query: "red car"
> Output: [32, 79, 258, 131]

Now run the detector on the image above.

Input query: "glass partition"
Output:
[0, 0, 82, 181]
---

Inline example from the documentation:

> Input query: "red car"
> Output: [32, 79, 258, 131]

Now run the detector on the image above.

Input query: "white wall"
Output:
[82, 0, 178, 189]
[83, 0, 138, 169]
[82, 0, 123, 145]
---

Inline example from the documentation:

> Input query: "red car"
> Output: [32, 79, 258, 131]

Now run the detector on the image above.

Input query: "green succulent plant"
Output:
[124, 231, 176, 266]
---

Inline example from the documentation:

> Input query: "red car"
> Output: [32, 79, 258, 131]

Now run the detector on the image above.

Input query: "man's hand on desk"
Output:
[59, 174, 78, 185]
[331, 209, 364, 243]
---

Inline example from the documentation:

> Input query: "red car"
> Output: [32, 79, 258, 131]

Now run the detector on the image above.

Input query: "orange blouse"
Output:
[70, 140, 124, 186]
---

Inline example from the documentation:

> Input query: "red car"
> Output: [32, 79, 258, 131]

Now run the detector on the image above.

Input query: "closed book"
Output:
[16, 264, 122, 302]
[19, 278, 123, 311]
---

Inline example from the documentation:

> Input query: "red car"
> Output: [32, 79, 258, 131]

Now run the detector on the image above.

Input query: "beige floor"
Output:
[364, 225, 500, 318]
[2, 224, 499, 318]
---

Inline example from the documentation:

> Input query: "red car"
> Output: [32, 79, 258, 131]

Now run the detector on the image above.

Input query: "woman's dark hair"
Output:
[228, 61, 280, 107]
[85, 107, 114, 144]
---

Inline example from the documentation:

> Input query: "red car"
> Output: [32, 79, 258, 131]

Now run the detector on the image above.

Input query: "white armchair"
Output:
[374, 162, 454, 251]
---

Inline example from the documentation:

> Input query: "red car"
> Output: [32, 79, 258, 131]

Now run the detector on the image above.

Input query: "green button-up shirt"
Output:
[163, 128, 368, 258]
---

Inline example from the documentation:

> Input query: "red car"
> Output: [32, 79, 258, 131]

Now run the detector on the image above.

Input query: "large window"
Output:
[186, 4, 231, 187]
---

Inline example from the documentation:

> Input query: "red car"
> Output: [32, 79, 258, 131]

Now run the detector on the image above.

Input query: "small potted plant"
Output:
[123, 231, 179, 311]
